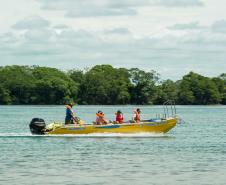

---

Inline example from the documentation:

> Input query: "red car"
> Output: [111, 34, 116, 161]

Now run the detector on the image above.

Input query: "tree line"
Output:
[0, 65, 225, 105]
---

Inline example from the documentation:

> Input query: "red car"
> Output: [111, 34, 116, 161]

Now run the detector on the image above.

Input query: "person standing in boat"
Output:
[65, 103, 76, 125]
[115, 110, 124, 124]
[133, 108, 141, 123]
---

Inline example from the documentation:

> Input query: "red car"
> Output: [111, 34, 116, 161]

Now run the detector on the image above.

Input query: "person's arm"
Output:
[71, 112, 75, 119]
[103, 118, 108, 124]
[70, 109, 77, 123]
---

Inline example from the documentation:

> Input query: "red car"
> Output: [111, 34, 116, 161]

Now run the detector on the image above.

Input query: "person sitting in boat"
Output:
[95, 111, 109, 125]
[132, 108, 141, 123]
[115, 110, 124, 124]
[65, 103, 78, 125]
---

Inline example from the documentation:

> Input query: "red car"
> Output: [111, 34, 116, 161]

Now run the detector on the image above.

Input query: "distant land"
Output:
[0, 65, 225, 105]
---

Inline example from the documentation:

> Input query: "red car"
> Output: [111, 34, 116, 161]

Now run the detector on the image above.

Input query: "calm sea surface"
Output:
[0, 105, 225, 185]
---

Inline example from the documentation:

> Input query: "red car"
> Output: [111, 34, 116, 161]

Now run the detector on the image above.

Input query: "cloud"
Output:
[24, 29, 54, 42]
[211, 20, 226, 33]
[151, 0, 204, 7]
[1, 17, 226, 80]
[65, 8, 137, 17]
[12, 16, 50, 30]
[169, 20, 226, 35]
[36, 0, 204, 18]
[53, 24, 70, 29]
[104, 28, 131, 35]
[37, 0, 149, 17]
[168, 22, 204, 30]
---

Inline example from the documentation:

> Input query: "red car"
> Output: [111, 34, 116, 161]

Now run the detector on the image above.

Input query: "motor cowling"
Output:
[29, 118, 46, 135]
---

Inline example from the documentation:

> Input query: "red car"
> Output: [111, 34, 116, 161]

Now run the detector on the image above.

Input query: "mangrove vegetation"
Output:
[0, 65, 225, 105]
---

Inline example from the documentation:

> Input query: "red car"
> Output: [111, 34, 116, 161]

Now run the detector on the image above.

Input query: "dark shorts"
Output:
[65, 118, 73, 125]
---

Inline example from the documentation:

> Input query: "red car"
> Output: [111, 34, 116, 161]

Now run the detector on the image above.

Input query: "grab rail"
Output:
[161, 100, 186, 124]
[163, 100, 177, 118]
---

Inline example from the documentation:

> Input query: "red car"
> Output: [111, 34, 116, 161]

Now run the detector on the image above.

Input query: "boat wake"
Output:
[0, 132, 169, 138]
[0, 133, 33, 137]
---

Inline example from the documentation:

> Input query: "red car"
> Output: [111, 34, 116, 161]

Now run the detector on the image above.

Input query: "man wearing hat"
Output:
[65, 103, 76, 125]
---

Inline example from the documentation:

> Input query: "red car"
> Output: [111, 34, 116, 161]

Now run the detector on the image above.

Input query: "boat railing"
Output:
[162, 100, 177, 119]
[162, 100, 186, 124]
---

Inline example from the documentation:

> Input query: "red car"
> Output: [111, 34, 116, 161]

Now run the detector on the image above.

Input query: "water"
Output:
[0, 105, 225, 185]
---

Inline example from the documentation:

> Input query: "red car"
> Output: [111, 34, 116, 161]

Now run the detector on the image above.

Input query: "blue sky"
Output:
[0, 0, 226, 79]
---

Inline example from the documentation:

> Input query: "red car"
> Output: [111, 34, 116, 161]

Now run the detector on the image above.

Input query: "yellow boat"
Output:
[29, 101, 179, 135]
[29, 117, 177, 135]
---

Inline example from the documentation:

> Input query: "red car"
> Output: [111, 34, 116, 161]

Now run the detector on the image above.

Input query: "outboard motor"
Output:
[29, 118, 46, 135]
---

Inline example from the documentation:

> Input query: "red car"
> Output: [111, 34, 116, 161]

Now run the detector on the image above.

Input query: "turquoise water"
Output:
[0, 105, 225, 185]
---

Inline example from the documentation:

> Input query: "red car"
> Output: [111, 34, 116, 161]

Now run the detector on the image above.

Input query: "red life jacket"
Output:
[116, 114, 124, 122]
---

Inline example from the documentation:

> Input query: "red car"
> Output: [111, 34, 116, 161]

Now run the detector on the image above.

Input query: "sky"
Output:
[0, 0, 226, 80]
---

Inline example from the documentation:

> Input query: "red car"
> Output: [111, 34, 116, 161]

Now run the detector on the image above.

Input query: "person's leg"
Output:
[65, 119, 70, 125]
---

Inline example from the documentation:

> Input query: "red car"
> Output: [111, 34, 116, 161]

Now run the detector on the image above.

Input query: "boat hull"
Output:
[46, 118, 177, 135]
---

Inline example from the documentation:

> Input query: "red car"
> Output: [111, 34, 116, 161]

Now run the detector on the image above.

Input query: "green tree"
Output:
[68, 69, 84, 85]
[178, 72, 221, 105]
[129, 68, 159, 104]
[68, 69, 85, 103]
[32, 67, 79, 104]
[79, 65, 131, 105]
[0, 85, 11, 104]
[0, 65, 225, 105]
[155, 80, 178, 104]
[215, 74, 226, 104]
[0, 65, 35, 104]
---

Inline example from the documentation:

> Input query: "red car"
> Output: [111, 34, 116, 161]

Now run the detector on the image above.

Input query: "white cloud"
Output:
[211, 20, 226, 33]
[1, 17, 226, 79]
[53, 24, 70, 29]
[24, 29, 54, 42]
[36, 0, 204, 18]
[12, 16, 50, 30]
[168, 22, 204, 30]
[37, 0, 149, 17]
[151, 0, 204, 7]
[1, 0, 226, 80]
[104, 28, 131, 35]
